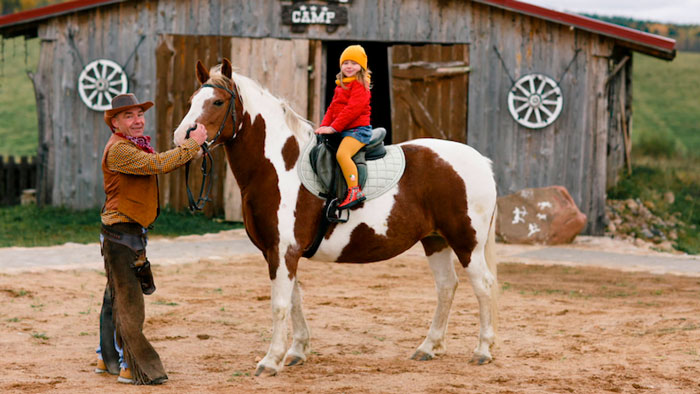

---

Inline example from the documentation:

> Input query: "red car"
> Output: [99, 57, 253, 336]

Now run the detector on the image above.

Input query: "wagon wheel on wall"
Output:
[77, 59, 129, 111]
[507, 73, 563, 129]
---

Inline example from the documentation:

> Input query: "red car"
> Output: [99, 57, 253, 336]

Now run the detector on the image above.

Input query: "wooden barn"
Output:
[0, 0, 676, 234]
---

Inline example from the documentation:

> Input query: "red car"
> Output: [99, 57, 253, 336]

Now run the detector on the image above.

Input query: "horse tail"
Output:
[485, 205, 499, 335]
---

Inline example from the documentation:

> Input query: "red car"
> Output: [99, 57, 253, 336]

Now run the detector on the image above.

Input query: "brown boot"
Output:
[117, 367, 134, 384]
[95, 358, 107, 374]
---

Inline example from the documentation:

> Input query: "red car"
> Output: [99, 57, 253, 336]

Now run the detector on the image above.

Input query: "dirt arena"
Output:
[1, 243, 700, 393]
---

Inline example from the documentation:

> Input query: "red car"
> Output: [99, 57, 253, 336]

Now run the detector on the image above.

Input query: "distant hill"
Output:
[583, 14, 700, 52]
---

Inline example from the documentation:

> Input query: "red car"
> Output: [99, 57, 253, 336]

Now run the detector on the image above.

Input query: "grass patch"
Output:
[0, 204, 242, 247]
[0, 37, 39, 157]
[633, 52, 700, 159]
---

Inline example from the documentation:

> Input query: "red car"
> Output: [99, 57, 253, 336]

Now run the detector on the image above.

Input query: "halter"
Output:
[184, 82, 239, 212]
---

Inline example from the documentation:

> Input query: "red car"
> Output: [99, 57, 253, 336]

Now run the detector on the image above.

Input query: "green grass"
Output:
[633, 52, 700, 159]
[0, 36, 39, 157]
[0, 205, 242, 247]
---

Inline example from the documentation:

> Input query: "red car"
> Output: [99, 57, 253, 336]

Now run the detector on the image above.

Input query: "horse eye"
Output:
[214, 100, 224, 106]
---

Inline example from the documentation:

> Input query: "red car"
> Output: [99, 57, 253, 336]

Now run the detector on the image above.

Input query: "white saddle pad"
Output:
[297, 139, 406, 201]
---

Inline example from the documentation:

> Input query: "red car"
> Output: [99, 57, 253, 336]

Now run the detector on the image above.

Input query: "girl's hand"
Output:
[314, 126, 335, 135]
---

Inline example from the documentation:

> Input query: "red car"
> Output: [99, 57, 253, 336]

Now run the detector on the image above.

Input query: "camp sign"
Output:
[281, 1, 350, 26]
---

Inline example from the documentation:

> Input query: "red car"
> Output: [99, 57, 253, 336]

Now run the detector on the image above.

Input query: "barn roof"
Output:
[0, 0, 676, 59]
[476, 0, 676, 60]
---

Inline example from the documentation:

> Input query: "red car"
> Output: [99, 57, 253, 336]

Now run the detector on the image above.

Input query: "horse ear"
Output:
[221, 58, 233, 79]
[196, 60, 209, 84]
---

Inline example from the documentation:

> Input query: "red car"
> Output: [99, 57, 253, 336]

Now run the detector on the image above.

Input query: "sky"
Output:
[518, 0, 700, 25]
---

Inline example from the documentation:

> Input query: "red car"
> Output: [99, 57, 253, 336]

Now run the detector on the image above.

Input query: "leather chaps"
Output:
[100, 223, 167, 385]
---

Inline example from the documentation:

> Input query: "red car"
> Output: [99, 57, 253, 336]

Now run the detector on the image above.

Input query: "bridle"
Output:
[184, 82, 239, 212]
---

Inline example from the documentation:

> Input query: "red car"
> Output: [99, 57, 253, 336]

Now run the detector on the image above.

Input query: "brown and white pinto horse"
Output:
[173, 59, 498, 376]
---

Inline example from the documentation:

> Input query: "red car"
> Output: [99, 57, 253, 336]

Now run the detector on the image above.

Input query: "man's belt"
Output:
[101, 224, 147, 253]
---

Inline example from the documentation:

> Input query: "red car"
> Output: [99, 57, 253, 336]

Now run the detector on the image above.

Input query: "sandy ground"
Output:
[1, 236, 700, 393]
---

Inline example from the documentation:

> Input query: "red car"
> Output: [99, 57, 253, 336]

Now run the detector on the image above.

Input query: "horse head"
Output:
[173, 58, 240, 148]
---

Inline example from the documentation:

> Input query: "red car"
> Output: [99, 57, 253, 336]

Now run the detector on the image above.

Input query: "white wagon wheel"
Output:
[507, 73, 563, 129]
[78, 59, 128, 111]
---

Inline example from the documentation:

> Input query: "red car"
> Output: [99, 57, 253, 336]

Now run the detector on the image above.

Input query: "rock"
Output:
[625, 199, 638, 211]
[496, 186, 587, 245]
[664, 191, 675, 204]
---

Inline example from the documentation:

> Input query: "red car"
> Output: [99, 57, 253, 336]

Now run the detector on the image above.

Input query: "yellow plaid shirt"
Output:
[101, 138, 201, 225]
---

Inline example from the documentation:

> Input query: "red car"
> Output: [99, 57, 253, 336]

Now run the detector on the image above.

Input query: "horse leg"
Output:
[411, 236, 459, 361]
[255, 255, 297, 377]
[284, 278, 311, 367]
[448, 216, 498, 365]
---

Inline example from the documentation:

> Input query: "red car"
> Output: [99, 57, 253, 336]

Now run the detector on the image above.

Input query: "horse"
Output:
[173, 58, 499, 377]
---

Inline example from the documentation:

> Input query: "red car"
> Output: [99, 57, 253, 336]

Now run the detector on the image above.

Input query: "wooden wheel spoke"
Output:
[540, 105, 554, 118]
[534, 108, 543, 124]
[515, 102, 529, 113]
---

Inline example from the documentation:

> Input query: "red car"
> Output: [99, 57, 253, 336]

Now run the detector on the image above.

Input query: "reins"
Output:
[184, 82, 239, 212]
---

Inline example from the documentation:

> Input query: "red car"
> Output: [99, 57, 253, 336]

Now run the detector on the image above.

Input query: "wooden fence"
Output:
[0, 156, 37, 206]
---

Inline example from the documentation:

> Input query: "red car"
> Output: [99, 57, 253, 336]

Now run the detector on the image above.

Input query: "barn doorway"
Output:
[324, 41, 393, 143]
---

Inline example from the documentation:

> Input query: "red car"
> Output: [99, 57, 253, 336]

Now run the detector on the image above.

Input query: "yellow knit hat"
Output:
[339, 45, 368, 71]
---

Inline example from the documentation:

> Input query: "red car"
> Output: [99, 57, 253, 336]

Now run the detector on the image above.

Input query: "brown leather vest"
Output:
[102, 134, 159, 227]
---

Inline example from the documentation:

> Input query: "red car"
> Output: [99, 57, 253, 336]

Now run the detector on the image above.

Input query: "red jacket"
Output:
[321, 80, 371, 132]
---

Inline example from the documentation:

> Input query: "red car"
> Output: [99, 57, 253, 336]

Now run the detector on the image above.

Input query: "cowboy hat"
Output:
[104, 93, 154, 130]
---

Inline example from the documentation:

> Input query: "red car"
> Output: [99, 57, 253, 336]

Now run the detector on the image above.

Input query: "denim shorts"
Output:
[340, 125, 372, 144]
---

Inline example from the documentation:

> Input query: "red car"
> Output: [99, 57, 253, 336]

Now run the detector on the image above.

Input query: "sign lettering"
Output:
[282, 3, 348, 26]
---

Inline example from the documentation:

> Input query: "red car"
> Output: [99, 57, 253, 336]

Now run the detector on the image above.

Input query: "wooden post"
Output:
[19, 156, 29, 193]
[0, 155, 5, 205]
[7, 156, 17, 205]
[619, 92, 631, 175]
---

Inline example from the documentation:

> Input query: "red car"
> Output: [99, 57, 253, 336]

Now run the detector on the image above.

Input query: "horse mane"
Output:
[208, 65, 314, 144]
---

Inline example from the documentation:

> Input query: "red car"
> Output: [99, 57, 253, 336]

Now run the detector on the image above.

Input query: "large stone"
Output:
[496, 186, 587, 245]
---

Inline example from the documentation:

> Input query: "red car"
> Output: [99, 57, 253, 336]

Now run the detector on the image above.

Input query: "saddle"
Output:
[309, 127, 388, 198]
[299, 128, 406, 258]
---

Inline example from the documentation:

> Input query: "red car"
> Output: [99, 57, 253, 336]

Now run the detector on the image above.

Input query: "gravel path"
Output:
[1, 231, 697, 276]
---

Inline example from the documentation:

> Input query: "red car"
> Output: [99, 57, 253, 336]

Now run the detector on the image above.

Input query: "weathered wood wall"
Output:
[33, 1, 158, 208]
[30, 0, 625, 233]
[464, 2, 615, 233]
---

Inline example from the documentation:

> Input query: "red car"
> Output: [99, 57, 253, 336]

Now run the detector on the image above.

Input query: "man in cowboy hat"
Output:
[95, 93, 206, 385]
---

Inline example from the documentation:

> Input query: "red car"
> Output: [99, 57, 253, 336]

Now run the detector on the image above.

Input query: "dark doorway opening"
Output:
[324, 41, 393, 143]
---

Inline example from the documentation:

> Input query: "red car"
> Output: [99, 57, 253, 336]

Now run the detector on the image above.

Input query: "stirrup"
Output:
[325, 198, 349, 223]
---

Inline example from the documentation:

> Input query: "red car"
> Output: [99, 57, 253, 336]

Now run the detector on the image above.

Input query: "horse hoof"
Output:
[410, 350, 433, 361]
[254, 365, 278, 377]
[469, 355, 492, 365]
[285, 356, 305, 367]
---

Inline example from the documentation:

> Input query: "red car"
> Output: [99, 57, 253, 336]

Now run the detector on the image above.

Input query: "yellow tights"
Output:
[336, 136, 366, 188]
